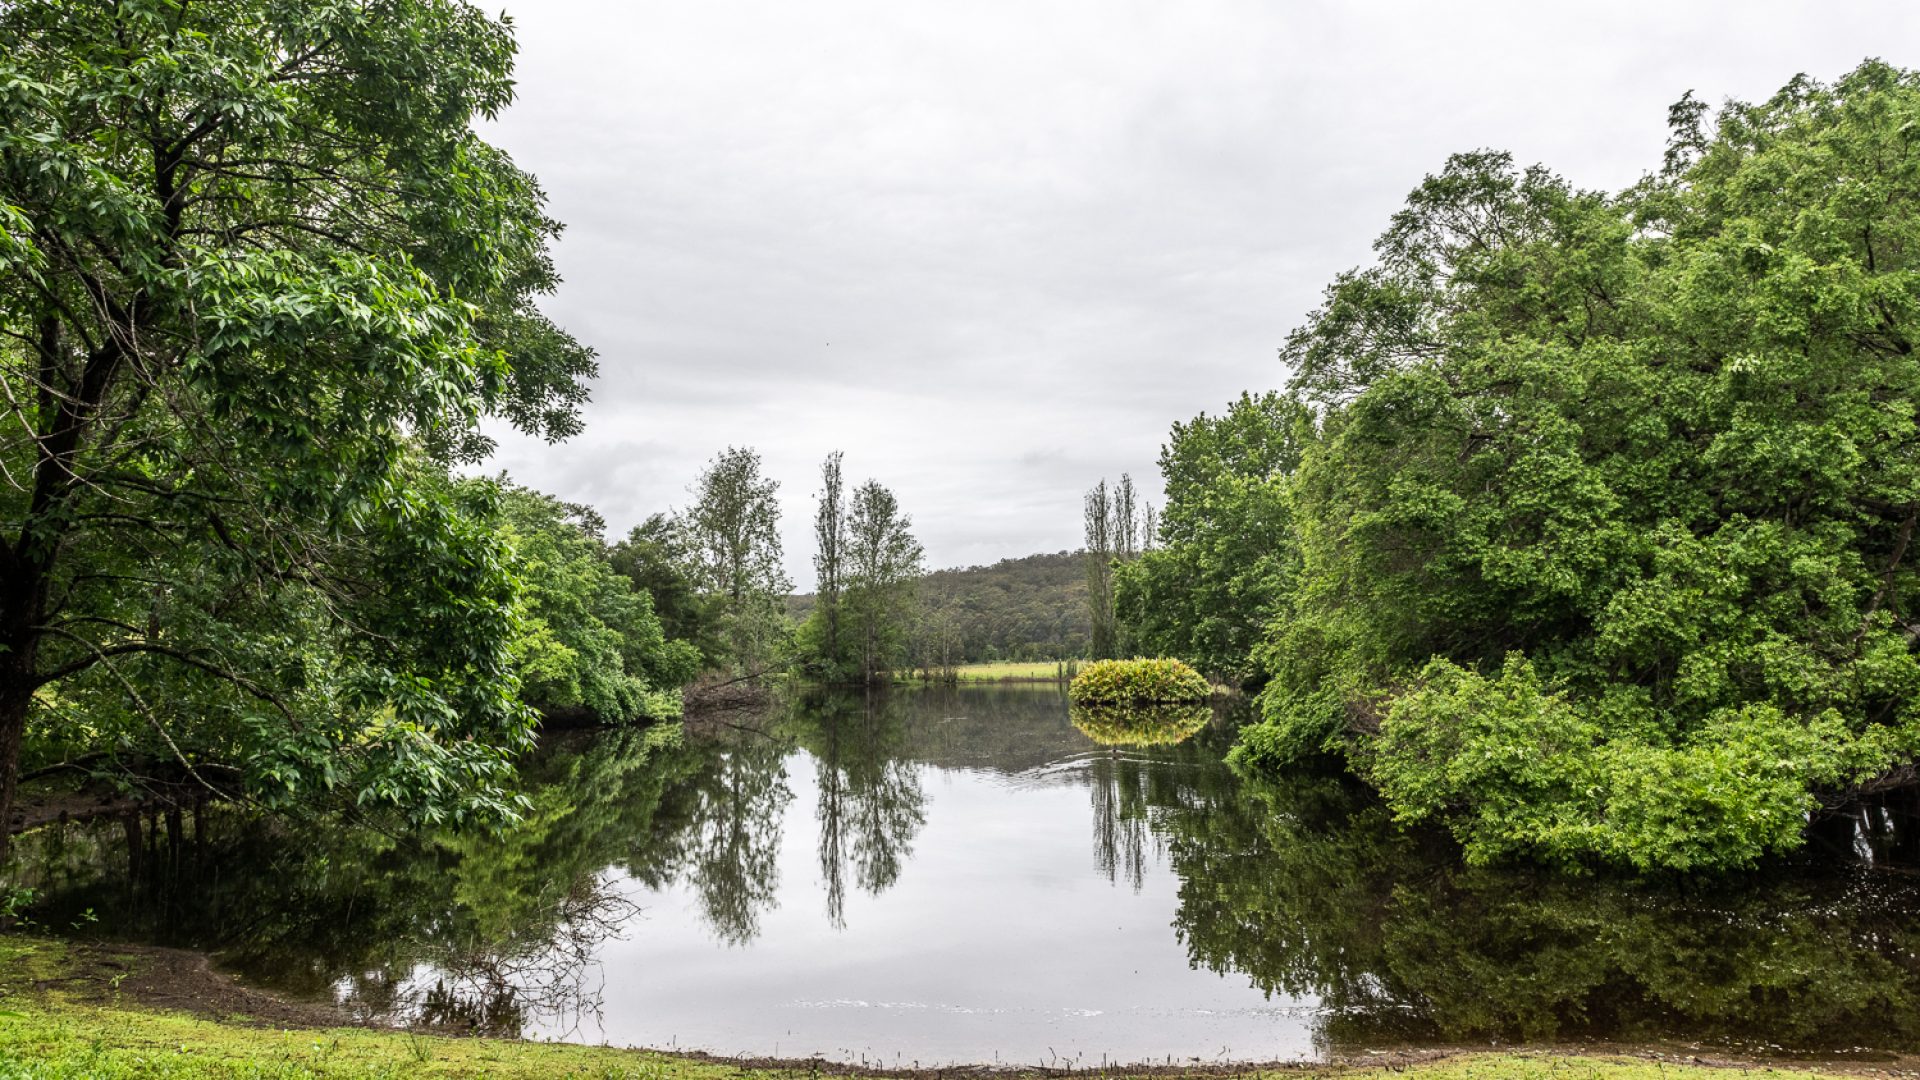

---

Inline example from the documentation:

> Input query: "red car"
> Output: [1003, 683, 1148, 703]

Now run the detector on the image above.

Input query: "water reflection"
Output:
[1165, 768, 1920, 1053]
[9, 688, 1920, 1062]
[7, 725, 708, 1035]
[673, 736, 791, 946]
[790, 692, 928, 927]
[1070, 701, 1211, 748]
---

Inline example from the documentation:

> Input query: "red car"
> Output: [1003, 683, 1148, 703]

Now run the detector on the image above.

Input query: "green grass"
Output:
[903, 661, 1072, 683]
[0, 936, 1875, 1080]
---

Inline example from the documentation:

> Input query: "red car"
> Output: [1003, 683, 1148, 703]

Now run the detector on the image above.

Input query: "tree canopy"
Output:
[1131, 61, 1920, 872]
[0, 0, 599, 849]
[794, 467, 923, 683]
[1115, 392, 1308, 684]
[684, 446, 789, 675]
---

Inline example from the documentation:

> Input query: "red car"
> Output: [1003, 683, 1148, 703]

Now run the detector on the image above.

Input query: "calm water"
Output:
[13, 686, 1920, 1065]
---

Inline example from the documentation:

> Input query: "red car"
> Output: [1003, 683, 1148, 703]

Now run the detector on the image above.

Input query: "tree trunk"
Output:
[0, 686, 26, 867]
[121, 809, 143, 884]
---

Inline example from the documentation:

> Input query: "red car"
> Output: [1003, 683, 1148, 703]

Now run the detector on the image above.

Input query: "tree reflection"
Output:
[1160, 767, 1920, 1054]
[22, 691, 1920, 1056]
[675, 736, 793, 945]
[1082, 704, 1234, 892]
[788, 690, 928, 927]
[1089, 754, 1155, 891]
[7, 725, 718, 1036]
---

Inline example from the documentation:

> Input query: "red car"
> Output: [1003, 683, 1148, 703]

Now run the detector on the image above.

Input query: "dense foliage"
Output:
[1115, 392, 1308, 684]
[1187, 62, 1920, 871]
[497, 486, 697, 723]
[608, 514, 728, 670]
[0, 0, 606, 846]
[917, 552, 1092, 661]
[1068, 658, 1212, 703]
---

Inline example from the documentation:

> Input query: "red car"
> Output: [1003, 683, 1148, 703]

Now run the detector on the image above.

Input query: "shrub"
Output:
[1068, 658, 1212, 703]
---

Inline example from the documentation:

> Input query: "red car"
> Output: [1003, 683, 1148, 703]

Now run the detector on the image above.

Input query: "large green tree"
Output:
[0, 0, 593, 853]
[843, 479, 923, 682]
[1115, 392, 1308, 684]
[1241, 62, 1920, 871]
[683, 446, 789, 675]
[608, 513, 725, 668]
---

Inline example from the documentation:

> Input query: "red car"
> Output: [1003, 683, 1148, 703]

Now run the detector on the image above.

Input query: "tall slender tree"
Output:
[1115, 474, 1140, 560]
[1084, 480, 1117, 659]
[1083, 474, 1155, 659]
[812, 452, 848, 669]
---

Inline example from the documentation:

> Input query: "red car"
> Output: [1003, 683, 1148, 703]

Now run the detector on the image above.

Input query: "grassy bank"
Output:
[0, 937, 1883, 1080]
[903, 661, 1072, 684]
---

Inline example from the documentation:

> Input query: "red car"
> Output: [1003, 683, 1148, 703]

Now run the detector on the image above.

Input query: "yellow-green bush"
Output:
[1068, 658, 1211, 703]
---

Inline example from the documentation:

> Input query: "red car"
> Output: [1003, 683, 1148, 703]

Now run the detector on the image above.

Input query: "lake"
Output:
[10, 685, 1920, 1066]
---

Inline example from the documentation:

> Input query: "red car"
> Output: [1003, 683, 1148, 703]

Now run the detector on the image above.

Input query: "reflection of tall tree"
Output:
[1084, 710, 1232, 892]
[678, 736, 793, 946]
[792, 691, 927, 927]
[1089, 754, 1154, 891]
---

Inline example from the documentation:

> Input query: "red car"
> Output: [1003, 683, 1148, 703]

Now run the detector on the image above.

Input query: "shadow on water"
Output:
[9, 685, 1920, 1059]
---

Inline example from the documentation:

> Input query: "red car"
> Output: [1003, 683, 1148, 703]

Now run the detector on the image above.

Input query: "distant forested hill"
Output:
[791, 551, 1090, 662]
[920, 552, 1090, 661]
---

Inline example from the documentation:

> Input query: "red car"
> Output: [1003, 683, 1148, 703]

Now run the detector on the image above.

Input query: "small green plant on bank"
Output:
[1069, 658, 1211, 703]
[0, 888, 34, 932]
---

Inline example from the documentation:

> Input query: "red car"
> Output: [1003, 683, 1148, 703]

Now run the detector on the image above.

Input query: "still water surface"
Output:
[14, 686, 1920, 1065]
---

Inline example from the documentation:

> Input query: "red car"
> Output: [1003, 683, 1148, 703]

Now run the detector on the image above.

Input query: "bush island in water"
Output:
[1123, 62, 1920, 872]
[1069, 659, 1212, 703]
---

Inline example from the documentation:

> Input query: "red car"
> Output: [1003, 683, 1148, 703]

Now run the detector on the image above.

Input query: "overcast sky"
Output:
[476, 1, 1919, 582]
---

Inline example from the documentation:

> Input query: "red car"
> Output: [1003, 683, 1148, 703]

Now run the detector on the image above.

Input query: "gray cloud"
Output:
[477, 0, 1919, 581]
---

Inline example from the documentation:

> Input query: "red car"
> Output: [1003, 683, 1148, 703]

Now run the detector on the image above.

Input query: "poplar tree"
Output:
[813, 451, 848, 669]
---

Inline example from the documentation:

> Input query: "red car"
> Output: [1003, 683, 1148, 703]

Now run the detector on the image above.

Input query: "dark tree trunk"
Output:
[0, 545, 39, 867]
[0, 317, 119, 867]
[165, 804, 183, 878]
[121, 809, 144, 884]
[0, 687, 25, 867]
